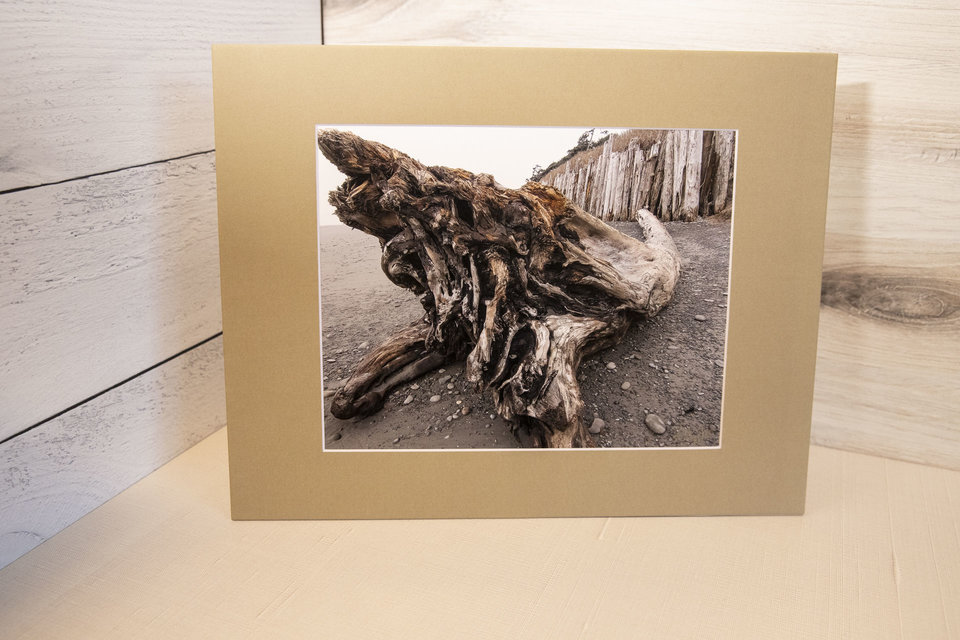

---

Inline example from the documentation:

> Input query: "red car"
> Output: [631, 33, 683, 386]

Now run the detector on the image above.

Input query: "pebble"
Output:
[403, 395, 414, 405]
[444, 434, 450, 439]
[645, 413, 667, 434]
[410, 383, 420, 390]
[667, 345, 680, 350]
[446, 383, 455, 390]
[704, 299, 715, 303]
[648, 362, 658, 370]
[694, 315, 707, 322]
[392, 437, 401, 444]
[606, 362, 617, 370]
[438, 375, 451, 385]
[446, 416, 453, 422]
[358, 341, 369, 349]
[461, 406, 472, 416]
[429, 395, 441, 403]
[620, 381, 631, 390]
[490, 414, 496, 420]
[589, 417, 605, 434]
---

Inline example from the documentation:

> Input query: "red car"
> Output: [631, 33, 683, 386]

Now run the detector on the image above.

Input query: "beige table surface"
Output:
[1, 428, 958, 639]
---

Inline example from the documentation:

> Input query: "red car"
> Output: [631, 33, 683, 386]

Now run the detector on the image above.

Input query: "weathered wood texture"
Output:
[0, 154, 221, 441]
[3, 430, 959, 639]
[0, 0, 323, 191]
[318, 130, 681, 447]
[0, 0, 322, 568]
[0, 337, 225, 569]
[541, 129, 735, 222]
[324, 0, 960, 468]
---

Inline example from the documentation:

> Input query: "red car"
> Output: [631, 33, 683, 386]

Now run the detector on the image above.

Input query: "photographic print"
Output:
[214, 46, 836, 517]
[317, 125, 736, 450]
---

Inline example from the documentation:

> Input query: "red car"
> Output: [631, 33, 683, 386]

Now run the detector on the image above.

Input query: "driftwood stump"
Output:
[318, 130, 681, 447]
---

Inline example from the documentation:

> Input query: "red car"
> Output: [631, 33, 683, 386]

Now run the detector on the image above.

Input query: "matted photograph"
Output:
[213, 45, 836, 518]
[317, 125, 736, 450]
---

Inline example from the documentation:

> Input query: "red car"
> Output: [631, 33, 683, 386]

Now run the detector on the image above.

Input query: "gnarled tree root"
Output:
[319, 129, 681, 447]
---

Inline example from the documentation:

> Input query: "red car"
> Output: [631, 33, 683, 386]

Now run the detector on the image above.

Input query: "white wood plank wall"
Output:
[1, 0, 958, 569]
[0, 0, 324, 567]
[322, 0, 960, 467]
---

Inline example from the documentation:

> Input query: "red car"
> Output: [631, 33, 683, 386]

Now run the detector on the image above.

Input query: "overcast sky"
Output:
[316, 125, 625, 227]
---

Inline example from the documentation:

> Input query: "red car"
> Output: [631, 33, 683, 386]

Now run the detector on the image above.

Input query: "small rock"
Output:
[606, 362, 617, 370]
[446, 416, 453, 422]
[429, 395, 441, 403]
[648, 362, 658, 370]
[694, 315, 707, 322]
[358, 341, 369, 349]
[621, 381, 631, 390]
[704, 299, 715, 303]
[438, 375, 451, 385]
[589, 417, 605, 434]
[403, 394, 414, 405]
[461, 406, 472, 416]
[446, 383, 455, 390]
[490, 414, 496, 420]
[410, 383, 420, 390]
[645, 413, 667, 434]
[392, 436, 401, 444]
[456, 399, 462, 405]
[667, 345, 680, 350]
[438, 368, 446, 374]
[444, 434, 450, 439]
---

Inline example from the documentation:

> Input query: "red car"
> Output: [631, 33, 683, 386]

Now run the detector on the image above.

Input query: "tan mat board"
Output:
[1, 428, 957, 639]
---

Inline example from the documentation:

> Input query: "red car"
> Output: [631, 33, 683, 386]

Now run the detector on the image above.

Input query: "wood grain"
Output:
[0, 337, 224, 569]
[0, 154, 222, 440]
[325, 0, 960, 469]
[2, 429, 958, 638]
[0, 0, 323, 191]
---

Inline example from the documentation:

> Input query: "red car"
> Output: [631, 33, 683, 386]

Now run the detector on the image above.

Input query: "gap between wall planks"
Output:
[0, 153, 222, 441]
[0, 0, 324, 191]
[0, 337, 225, 569]
[322, 0, 960, 469]
[2, 428, 959, 639]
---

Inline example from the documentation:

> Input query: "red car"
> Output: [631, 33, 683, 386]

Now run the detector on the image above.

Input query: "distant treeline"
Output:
[536, 129, 736, 222]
